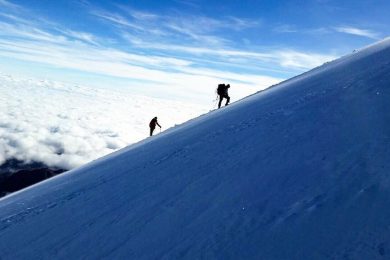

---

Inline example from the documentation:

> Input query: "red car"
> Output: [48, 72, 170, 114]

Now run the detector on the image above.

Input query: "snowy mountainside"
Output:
[1, 39, 390, 259]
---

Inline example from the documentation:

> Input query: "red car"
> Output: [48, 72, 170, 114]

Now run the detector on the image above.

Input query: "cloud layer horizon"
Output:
[0, 73, 207, 170]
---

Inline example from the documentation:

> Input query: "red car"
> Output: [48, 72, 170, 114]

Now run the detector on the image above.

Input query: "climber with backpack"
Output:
[217, 83, 231, 108]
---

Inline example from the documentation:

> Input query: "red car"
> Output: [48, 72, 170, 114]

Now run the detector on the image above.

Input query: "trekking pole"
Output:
[213, 95, 219, 109]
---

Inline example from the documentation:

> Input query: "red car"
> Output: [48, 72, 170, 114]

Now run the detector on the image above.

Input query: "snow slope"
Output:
[1, 39, 390, 259]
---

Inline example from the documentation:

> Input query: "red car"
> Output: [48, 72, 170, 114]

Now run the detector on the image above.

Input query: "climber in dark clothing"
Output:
[149, 117, 161, 136]
[217, 84, 230, 108]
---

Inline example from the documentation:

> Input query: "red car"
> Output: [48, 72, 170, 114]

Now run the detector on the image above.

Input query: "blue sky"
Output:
[0, 0, 388, 103]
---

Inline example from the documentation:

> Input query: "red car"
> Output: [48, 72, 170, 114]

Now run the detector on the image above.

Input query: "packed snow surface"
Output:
[1, 38, 390, 259]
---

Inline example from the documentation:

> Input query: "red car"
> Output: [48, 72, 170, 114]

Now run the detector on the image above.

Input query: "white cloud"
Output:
[0, 19, 287, 102]
[62, 30, 100, 45]
[335, 26, 380, 40]
[126, 41, 337, 70]
[0, 142, 5, 165]
[92, 11, 145, 31]
[226, 17, 261, 30]
[0, 3, 337, 91]
[92, 8, 259, 46]
[120, 7, 159, 21]
[0, 3, 341, 121]
[0, 0, 19, 9]
[273, 24, 298, 33]
[274, 50, 336, 69]
[0, 21, 67, 43]
[273, 25, 380, 40]
[173, 0, 200, 8]
[0, 74, 208, 169]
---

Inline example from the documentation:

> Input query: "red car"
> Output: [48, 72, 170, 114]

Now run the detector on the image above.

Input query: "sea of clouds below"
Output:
[0, 74, 208, 170]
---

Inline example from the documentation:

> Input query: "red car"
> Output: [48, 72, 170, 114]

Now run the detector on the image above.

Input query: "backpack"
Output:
[217, 84, 225, 95]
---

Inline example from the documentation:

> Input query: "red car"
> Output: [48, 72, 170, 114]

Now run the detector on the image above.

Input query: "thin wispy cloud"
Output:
[173, 0, 200, 9]
[122, 39, 336, 70]
[0, 1, 316, 101]
[0, 0, 19, 10]
[0, 0, 337, 86]
[0, 13, 31, 24]
[273, 24, 299, 33]
[0, 0, 342, 111]
[92, 11, 145, 31]
[94, 6, 260, 47]
[273, 24, 380, 40]
[119, 7, 159, 21]
[0, 29, 280, 104]
[226, 17, 261, 30]
[335, 26, 380, 40]
[61, 30, 100, 45]
[274, 50, 335, 69]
